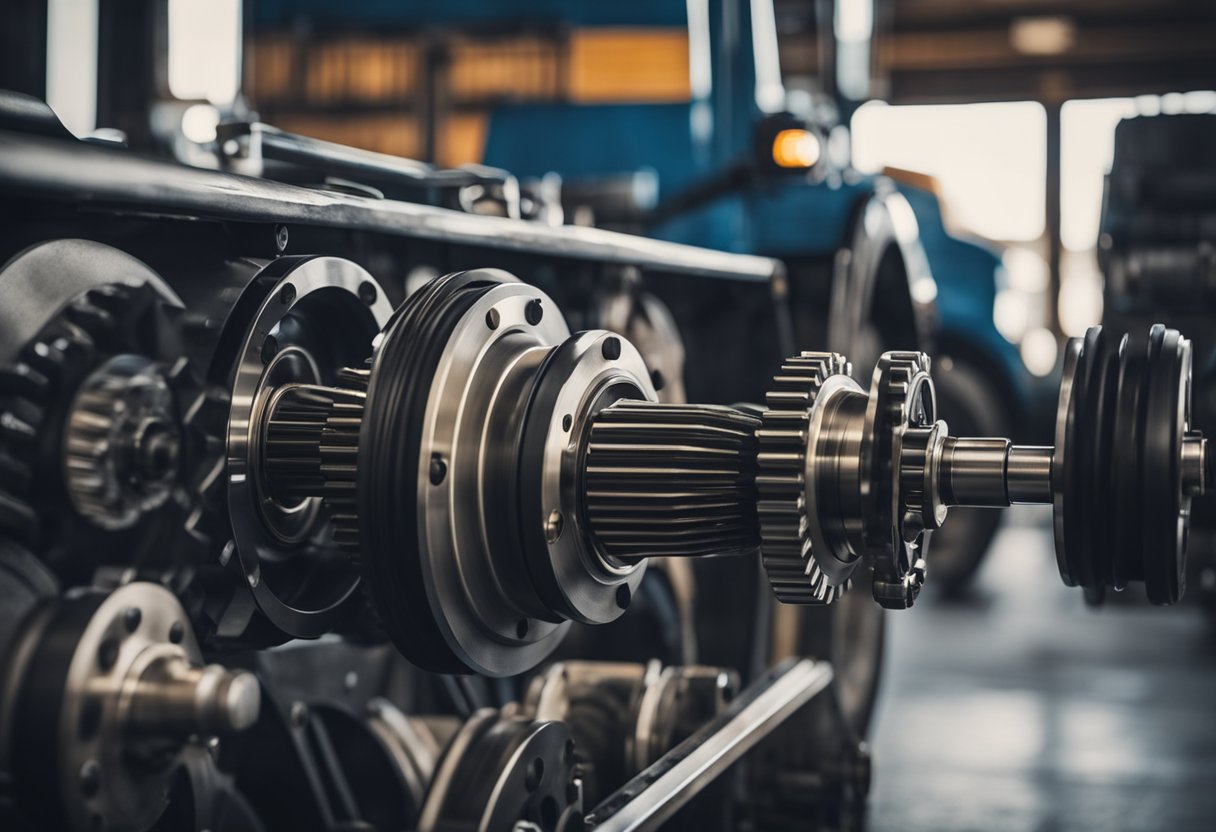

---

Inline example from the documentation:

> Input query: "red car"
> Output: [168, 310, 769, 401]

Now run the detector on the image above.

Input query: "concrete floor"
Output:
[868, 508, 1216, 832]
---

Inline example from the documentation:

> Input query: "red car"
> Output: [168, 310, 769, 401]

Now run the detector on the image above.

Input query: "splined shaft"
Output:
[261, 368, 368, 548]
[582, 401, 762, 560]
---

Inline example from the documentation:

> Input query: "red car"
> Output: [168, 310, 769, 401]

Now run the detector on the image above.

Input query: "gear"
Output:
[63, 354, 181, 530]
[864, 352, 936, 608]
[756, 352, 853, 604]
[260, 366, 369, 549]
[0, 283, 195, 545]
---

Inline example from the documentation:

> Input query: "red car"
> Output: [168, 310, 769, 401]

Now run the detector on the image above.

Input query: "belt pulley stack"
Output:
[250, 269, 1209, 676]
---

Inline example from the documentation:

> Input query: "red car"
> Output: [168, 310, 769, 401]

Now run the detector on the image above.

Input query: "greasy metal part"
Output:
[5, 583, 259, 832]
[417, 709, 581, 832]
[582, 401, 761, 560]
[407, 277, 576, 671]
[757, 351, 938, 609]
[224, 256, 391, 640]
[585, 658, 832, 832]
[0, 130, 780, 283]
[63, 354, 181, 530]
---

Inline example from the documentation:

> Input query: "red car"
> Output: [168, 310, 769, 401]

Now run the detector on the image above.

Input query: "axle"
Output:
[247, 270, 1206, 673]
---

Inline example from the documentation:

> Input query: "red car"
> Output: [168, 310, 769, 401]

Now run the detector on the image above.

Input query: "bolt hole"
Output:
[260, 335, 279, 365]
[429, 454, 448, 485]
[78, 698, 102, 740]
[168, 621, 185, 644]
[278, 283, 296, 305]
[525, 299, 544, 325]
[525, 757, 545, 792]
[516, 618, 530, 639]
[615, 585, 632, 610]
[601, 336, 621, 360]
[561, 414, 572, 432]
[97, 638, 119, 672]
[564, 738, 575, 765]
[486, 308, 501, 330]
[122, 607, 141, 633]
[358, 281, 378, 306]
[540, 795, 559, 830]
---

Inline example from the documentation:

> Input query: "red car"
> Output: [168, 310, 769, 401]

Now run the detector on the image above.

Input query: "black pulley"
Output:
[1055, 325, 1196, 605]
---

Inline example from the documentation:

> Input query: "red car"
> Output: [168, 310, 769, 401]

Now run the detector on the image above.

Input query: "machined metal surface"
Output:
[224, 255, 391, 639]
[585, 658, 833, 832]
[5, 582, 258, 832]
[583, 401, 761, 561]
[412, 278, 575, 673]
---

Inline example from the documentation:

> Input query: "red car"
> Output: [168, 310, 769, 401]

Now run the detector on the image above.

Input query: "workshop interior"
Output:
[1, 0, 1214, 829]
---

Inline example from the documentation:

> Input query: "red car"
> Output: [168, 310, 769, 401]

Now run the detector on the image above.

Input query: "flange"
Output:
[222, 256, 392, 641]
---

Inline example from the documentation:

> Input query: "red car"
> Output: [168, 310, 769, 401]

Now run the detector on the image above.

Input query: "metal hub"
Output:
[63, 354, 182, 530]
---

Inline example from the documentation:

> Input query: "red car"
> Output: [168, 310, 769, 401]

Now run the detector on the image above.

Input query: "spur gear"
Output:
[756, 352, 854, 605]
[63, 354, 181, 530]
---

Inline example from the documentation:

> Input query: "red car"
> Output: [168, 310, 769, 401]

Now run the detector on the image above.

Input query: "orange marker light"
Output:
[771, 128, 821, 169]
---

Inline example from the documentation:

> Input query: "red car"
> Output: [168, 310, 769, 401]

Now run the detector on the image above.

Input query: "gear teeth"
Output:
[262, 372, 368, 550]
[63, 357, 180, 530]
[757, 351, 851, 605]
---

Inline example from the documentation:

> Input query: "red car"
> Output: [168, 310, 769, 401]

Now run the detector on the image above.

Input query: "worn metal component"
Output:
[63, 354, 181, 530]
[585, 658, 832, 832]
